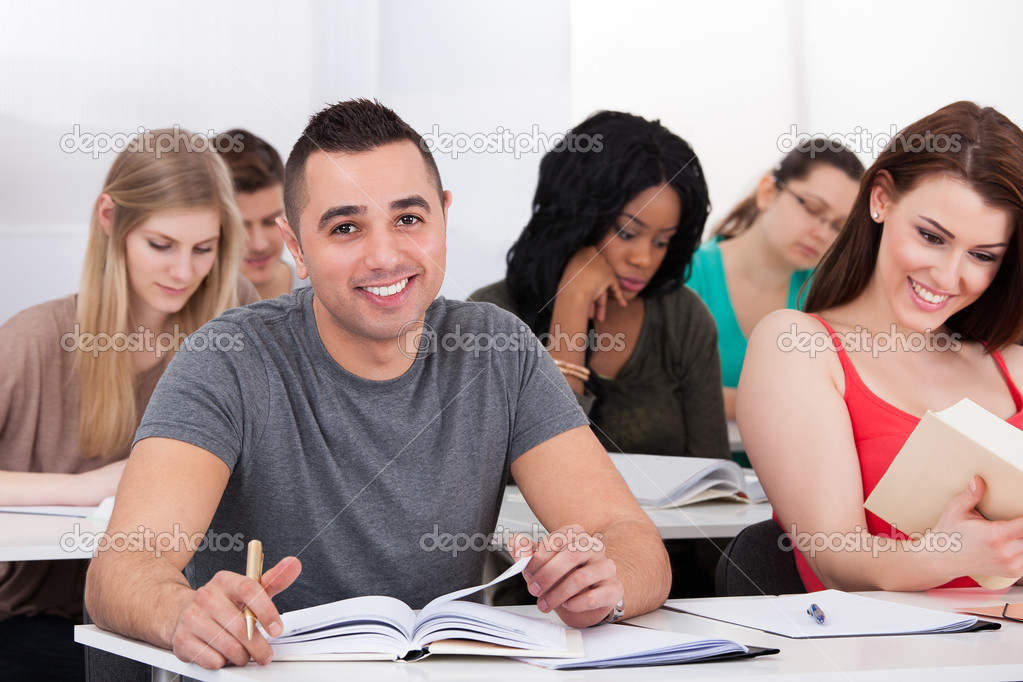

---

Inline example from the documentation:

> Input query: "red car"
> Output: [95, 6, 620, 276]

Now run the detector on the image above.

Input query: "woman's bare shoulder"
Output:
[997, 341, 1023, 381]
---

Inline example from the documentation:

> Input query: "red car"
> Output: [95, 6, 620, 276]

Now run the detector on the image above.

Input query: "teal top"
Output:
[685, 237, 812, 388]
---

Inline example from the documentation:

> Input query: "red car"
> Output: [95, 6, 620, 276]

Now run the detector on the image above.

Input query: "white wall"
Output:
[2, 0, 1022, 323]
[374, 0, 571, 301]
[571, 0, 803, 232]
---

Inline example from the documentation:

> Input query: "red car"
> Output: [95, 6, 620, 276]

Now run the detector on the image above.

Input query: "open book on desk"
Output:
[670, 590, 998, 638]
[608, 453, 766, 507]
[268, 555, 774, 667]
[864, 397, 1023, 589]
[268, 556, 579, 661]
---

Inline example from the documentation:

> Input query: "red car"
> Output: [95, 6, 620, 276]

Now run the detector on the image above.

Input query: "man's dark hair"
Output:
[215, 129, 284, 194]
[284, 99, 443, 241]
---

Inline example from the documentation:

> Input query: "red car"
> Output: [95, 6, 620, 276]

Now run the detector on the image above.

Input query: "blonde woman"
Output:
[0, 128, 255, 678]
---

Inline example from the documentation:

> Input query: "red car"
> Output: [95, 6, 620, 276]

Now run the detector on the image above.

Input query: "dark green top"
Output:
[468, 281, 729, 459]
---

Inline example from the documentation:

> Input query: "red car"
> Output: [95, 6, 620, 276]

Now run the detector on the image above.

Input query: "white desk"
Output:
[727, 419, 743, 451]
[497, 487, 772, 540]
[75, 588, 1023, 681]
[0, 511, 105, 561]
[629, 588, 1023, 681]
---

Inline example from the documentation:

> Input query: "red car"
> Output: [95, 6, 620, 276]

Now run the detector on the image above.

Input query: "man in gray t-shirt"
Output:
[87, 100, 670, 670]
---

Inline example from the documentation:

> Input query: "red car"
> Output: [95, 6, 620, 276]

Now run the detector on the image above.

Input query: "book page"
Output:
[273, 595, 416, 643]
[421, 555, 529, 610]
[270, 632, 406, 659]
[271, 556, 570, 659]
[414, 556, 568, 651]
[427, 629, 584, 659]
[414, 599, 567, 651]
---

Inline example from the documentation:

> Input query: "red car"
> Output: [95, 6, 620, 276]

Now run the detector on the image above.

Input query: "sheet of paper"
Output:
[516, 623, 746, 669]
[674, 590, 978, 638]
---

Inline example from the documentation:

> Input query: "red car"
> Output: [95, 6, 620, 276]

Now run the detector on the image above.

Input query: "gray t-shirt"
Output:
[135, 288, 587, 611]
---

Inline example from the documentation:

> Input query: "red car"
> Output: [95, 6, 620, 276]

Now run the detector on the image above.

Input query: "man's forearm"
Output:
[86, 552, 193, 648]
[599, 518, 671, 618]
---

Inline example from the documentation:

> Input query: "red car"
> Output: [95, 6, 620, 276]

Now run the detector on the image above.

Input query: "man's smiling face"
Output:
[285, 141, 450, 355]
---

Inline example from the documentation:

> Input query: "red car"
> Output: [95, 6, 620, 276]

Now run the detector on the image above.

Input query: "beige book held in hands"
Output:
[864, 398, 1023, 589]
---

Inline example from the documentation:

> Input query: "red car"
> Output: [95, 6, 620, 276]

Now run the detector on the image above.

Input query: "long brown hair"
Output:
[76, 128, 246, 458]
[714, 137, 864, 239]
[805, 101, 1023, 350]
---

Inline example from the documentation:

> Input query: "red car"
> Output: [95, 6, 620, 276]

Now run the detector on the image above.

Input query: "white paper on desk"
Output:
[516, 623, 747, 669]
[676, 590, 979, 638]
[0, 496, 114, 521]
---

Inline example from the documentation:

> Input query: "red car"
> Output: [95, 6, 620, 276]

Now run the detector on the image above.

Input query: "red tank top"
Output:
[792, 316, 1023, 591]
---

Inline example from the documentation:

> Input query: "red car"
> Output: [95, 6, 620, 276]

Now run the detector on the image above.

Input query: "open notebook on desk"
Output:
[267, 556, 575, 661]
[608, 453, 766, 507]
[267, 555, 777, 667]
[669, 590, 998, 638]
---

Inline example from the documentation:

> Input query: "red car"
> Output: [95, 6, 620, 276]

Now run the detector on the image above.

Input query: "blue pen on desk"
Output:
[807, 603, 826, 624]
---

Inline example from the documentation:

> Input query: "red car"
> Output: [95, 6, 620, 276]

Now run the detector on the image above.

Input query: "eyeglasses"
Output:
[774, 178, 846, 233]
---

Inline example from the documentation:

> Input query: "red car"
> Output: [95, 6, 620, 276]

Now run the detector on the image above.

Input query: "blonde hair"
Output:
[76, 128, 246, 459]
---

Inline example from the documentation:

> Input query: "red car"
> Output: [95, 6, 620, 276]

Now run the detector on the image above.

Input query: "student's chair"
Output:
[715, 519, 806, 596]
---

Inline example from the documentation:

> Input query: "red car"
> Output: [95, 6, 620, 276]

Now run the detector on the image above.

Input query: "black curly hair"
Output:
[505, 110, 710, 334]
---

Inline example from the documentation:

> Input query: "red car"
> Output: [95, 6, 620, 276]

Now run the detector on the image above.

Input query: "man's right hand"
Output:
[170, 556, 302, 669]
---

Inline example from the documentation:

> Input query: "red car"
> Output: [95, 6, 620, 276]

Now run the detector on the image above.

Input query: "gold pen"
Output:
[244, 539, 264, 640]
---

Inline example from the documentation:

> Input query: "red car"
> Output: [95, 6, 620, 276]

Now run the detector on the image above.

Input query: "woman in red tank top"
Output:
[739, 101, 1023, 592]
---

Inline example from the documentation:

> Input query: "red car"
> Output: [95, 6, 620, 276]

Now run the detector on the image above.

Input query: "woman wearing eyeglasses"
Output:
[686, 139, 863, 430]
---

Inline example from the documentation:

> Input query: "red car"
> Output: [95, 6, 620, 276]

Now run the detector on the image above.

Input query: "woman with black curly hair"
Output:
[471, 110, 727, 461]
[472, 111, 728, 597]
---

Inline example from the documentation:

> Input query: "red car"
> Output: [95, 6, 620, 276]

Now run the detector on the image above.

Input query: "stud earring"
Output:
[871, 211, 880, 220]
